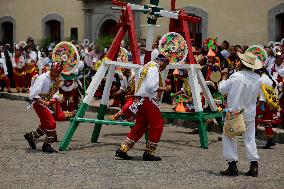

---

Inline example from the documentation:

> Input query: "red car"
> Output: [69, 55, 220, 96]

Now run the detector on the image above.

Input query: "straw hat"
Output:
[237, 52, 262, 70]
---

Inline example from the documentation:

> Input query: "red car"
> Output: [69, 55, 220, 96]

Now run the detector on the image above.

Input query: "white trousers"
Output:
[223, 120, 259, 162]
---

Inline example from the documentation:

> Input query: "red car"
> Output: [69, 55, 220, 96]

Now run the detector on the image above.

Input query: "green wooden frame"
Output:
[59, 104, 224, 151]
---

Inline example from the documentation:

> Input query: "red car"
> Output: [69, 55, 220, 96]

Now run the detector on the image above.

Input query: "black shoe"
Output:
[53, 133, 58, 142]
[262, 138, 275, 149]
[115, 149, 133, 160]
[246, 161, 258, 177]
[24, 133, 36, 149]
[42, 143, 57, 153]
[220, 161, 238, 176]
[143, 151, 162, 161]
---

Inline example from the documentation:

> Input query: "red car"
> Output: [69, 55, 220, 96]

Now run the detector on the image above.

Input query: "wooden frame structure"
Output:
[59, 0, 224, 151]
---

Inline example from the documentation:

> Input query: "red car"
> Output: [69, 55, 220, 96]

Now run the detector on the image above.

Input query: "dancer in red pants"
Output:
[24, 62, 73, 153]
[0, 58, 11, 93]
[12, 48, 26, 93]
[116, 54, 171, 161]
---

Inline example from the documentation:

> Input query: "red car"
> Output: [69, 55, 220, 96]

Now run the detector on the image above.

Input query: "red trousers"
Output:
[13, 69, 25, 89]
[121, 97, 134, 119]
[256, 102, 275, 136]
[52, 100, 68, 121]
[0, 76, 10, 89]
[280, 96, 284, 127]
[33, 101, 67, 132]
[128, 98, 163, 143]
[33, 102, 56, 132]
[26, 72, 38, 88]
[59, 89, 76, 112]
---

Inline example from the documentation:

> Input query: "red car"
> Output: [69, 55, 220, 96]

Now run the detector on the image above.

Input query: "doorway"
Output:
[1, 21, 13, 45]
[45, 20, 61, 42]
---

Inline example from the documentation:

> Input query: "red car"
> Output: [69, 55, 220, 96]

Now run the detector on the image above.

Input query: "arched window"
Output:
[188, 16, 202, 48]
[46, 20, 61, 42]
[42, 14, 64, 42]
[182, 6, 208, 48]
[99, 19, 118, 37]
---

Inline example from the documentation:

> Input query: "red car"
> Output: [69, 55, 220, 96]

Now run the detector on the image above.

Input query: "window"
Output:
[46, 20, 61, 42]
[189, 17, 202, 48]
[71, 28, 78, 40]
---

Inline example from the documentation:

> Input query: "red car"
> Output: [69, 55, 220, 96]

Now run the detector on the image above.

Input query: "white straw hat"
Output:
[237, 52, 262, 70]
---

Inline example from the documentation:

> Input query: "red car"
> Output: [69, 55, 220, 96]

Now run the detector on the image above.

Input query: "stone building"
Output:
[0, 0, 284, 46]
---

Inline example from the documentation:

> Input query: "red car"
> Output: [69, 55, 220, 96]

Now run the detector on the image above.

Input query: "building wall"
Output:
[1, 0, 284, 46]
[140, 0, 284, 46]
[0, 0, 85, 43]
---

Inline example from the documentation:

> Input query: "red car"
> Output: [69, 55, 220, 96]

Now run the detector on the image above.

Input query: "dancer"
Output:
[12, 48, 26, 93]
[256, 67, 278, 149]
[24, 61, 71, 153]
[219, 52, 262, 177]
[110, 68, 135, 121]
[115, 54, 170, 161]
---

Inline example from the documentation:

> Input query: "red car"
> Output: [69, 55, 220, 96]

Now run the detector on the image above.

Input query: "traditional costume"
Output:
[256, 71, 278, 148]
[110, 69, 135, 121]
[219, 52, 262, 177]
[24, 62, 73, 153]
[115, 54, 170, 161]
[271, 53, 284, 128]
[59, 75, 77, 112]
[25, 59, 38, 88]
[0, 58, 11, 92]
[12, 49, 26, 93]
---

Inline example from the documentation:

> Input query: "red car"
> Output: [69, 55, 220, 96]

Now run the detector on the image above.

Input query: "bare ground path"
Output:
[0, 98, 283, 189]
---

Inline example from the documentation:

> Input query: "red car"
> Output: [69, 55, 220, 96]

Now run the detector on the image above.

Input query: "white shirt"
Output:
[140, 54, 145, 65]
[0, 58, 8, 75]
[42, 57, 52, 67]
[265, 56, 275, 74]
[259, 73, 277, 102]
[151, 48, 159, 61]
[29, 72, 53, 100]
[29, 51, 37, 61]
[272, 62, 284, 79]
[219, 70, 261, 121]
[120, 75, 131, 92]
[135, 61, 160, 99]
[12, 55, 25, 69]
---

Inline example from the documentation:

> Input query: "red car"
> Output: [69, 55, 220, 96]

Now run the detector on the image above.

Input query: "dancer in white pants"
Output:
[218, 51, 262, 177]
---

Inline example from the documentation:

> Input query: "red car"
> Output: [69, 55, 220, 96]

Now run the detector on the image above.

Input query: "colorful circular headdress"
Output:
[159, 32, 188, 64]
[245, 45, 268, 66]
[52, 41, 80, 75]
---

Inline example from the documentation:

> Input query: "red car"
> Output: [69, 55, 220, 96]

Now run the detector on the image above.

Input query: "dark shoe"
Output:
[246, 161, 258, 177]
[24, 133, 36, 149]
[220, 161, 238, 176]
[42, 143, 57, 153]
[115, 149, 133, 160]
[53, 133, 58, 142]
[262, 138, 275, 149]
[143, 151, 162, 161]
